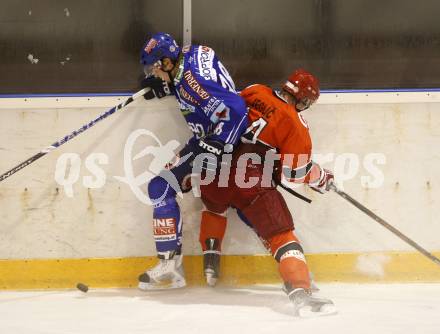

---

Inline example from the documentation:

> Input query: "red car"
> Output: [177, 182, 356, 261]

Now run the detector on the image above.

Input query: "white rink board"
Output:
[0, 95, 439, 259]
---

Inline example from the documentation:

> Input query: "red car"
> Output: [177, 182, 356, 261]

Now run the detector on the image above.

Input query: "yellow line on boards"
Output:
[0, 252, 439, 290]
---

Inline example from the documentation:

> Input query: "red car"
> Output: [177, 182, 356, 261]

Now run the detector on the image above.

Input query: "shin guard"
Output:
[269, 230, 311, 290]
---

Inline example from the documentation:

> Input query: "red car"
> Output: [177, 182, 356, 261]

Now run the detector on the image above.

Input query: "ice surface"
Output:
[0, 283, 439, 334]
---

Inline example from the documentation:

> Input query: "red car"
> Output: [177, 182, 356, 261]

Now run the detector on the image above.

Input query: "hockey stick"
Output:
[329, 183, 440, 267]
[0, 88, 150, 183]
[276, 181, 312, 204]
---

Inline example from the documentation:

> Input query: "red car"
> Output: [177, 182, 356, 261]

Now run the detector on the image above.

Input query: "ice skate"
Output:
[138, 255, 186, 290]
[203, 238, 221, 287]
[287, 287, 337, 318]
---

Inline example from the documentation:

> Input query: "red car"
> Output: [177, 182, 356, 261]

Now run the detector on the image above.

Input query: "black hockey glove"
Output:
[141, 76, 175, 100]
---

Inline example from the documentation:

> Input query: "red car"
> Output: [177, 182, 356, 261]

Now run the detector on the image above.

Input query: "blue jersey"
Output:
[172, 45, 248, 146]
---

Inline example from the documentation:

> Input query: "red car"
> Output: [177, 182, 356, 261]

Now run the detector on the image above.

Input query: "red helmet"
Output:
[282, 69, 320, 111]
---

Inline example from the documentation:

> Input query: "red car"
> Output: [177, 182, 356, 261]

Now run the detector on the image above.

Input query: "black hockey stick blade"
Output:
[329, 183, 440, 267]
[0, 88, 150, 183]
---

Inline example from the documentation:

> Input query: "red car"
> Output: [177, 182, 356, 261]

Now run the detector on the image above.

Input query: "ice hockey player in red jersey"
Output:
[199, 69, 337, 317]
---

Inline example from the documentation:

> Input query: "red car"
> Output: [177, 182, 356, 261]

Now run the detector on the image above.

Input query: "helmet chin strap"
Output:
[294, 99, 304, 112]
[281, 89, 303, 112]
[295, 97, 313, 112]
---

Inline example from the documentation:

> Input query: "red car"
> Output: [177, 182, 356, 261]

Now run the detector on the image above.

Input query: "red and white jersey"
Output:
[240, 84, 321, 184]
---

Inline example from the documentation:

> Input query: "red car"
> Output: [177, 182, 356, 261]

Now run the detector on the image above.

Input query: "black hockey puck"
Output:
[76, 283, 89, 293]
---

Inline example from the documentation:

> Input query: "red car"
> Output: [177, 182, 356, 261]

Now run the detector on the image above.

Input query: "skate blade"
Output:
[138, 279, 186, 291]
[298, 304, 338, 318]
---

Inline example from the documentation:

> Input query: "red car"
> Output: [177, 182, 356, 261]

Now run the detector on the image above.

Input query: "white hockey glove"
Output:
[309, 168, 334, 194]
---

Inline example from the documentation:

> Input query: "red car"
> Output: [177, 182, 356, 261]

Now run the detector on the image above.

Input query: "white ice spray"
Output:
[355, 253, 391, 278]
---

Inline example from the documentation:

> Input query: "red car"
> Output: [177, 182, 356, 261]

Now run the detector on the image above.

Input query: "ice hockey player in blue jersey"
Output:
[137, 32, 248, 290]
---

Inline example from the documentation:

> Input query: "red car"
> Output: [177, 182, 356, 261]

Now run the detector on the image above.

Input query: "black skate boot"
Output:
[203, 238, 221, 287]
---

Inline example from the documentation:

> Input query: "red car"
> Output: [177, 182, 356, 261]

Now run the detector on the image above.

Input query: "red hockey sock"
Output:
[199, 211, 227, 252]
[269, 230, 311, 290]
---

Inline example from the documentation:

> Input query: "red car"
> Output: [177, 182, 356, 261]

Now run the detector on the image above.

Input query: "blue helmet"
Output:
[140, 32, 180, 65]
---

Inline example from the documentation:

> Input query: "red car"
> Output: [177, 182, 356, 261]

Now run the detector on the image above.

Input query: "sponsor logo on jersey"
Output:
[249, 98, 276, 119]
[198, 46, 216, 81]
[179, 86, 200, 106]
[214, 108, 230, 121]
[204, 97, 223, 116]
[153, 218, 176, 236]
[144, 39, 158, 54]
[184, 70, 210, 100]
[208, 101, 230, 123]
